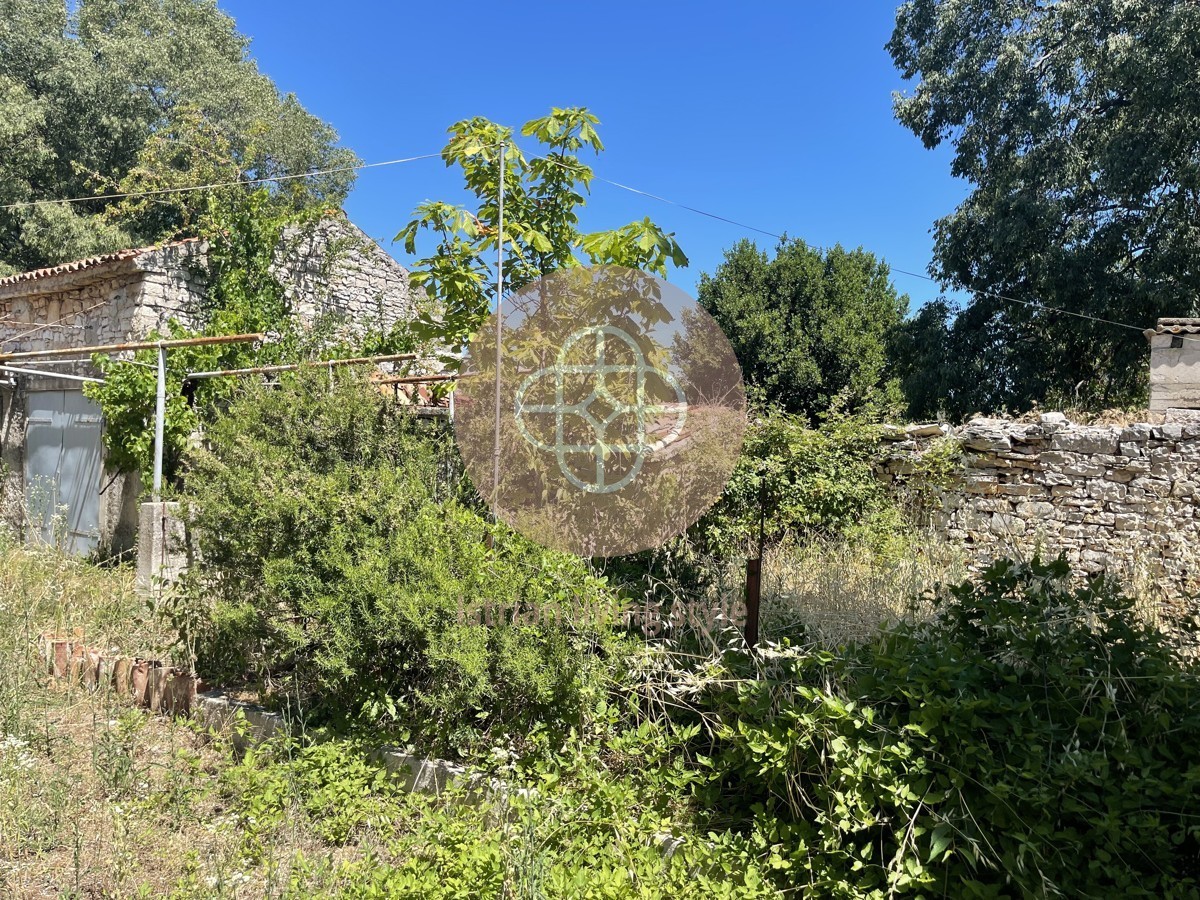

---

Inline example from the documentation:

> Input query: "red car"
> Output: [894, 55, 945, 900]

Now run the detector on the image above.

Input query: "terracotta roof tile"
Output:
[0, 238, 202, 288]
[1147, 319, 1200, 336]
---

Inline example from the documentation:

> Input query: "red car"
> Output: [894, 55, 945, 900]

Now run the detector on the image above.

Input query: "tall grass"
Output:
[754, 531, 970, 646]
[0, 524, 162, 740]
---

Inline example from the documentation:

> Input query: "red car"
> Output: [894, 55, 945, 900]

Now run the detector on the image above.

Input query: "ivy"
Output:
[84, 190, 405, 487]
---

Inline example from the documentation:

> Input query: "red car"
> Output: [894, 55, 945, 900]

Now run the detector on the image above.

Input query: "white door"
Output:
[25, 390, 103, 556]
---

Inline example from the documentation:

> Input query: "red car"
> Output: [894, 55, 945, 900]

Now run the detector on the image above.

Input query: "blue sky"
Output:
[217, 1, 967, 312]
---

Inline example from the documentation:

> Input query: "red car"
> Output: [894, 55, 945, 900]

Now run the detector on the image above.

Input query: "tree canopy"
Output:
[0, 0, 356, 275]
[889, 0, 1200, 415]
[396, 107, 688, 353]
[697, 238, 907, 422]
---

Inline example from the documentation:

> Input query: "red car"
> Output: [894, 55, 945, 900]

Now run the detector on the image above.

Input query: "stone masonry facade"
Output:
[273, 215, 417, 338]
[878, 413, 1200, 600]
[0, 213, 418, 556]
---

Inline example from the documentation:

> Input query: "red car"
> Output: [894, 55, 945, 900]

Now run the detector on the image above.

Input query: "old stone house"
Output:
[0, 213, 418, 557]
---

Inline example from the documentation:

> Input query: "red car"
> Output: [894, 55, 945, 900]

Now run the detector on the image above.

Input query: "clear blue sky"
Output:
[217, 0, 967, 312]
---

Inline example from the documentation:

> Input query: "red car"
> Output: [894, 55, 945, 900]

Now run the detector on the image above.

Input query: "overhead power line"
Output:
[564, 162, 1156, 337]
[0, 148, 474, 211]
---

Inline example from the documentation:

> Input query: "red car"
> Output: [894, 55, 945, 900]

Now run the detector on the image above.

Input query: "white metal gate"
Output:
[25, 390, 103, 556]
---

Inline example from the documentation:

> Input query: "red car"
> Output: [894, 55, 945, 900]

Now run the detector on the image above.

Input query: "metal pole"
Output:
[152, 344, 166, 501]
[374, 373, 456, 386]
[0, 365, 104, 384]
[0, 332, 263, 363]
[744, 475, 767, 650]
[185, 352, 418, 381]
[492, 140, 505, 508]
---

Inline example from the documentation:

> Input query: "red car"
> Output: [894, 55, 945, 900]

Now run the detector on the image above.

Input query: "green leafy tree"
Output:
[696, 238, 907, 421]
[396, 107, 688, 353]
[0, 0, 356, 273]
[889, 0, 1200, 413]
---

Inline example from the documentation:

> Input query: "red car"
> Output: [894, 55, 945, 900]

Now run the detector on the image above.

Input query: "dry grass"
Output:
[0, 533, 411, 899]
[753, 532, 971, 646]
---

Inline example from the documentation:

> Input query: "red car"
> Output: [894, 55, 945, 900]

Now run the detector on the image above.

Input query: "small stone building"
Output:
[0, 213, 417, 556]
[1146, 318, 1200, 411]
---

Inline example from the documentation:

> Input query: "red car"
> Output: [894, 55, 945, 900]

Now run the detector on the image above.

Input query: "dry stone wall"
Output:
[878, 413, 1200, 598]
[273, 215, 418, 339]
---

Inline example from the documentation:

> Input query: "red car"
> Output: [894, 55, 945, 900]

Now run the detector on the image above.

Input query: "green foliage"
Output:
[701, 405, 900, 554]
[0, 0, 356, 272]
[217, 727, 780, 899]
[221, 734, 405, 859]
[889, 0, 1200, 414]
[699, 557, 1200, 896]
[607, 405, 901, 611]
[83, 190, 299, 485]
[184, 372, 628, 754]
[697, 239, 908, 422]
[396, 107, 688, 352]
[85, 321, 200, 485]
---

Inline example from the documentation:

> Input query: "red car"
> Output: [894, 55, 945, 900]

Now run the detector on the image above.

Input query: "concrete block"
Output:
[136, 501, 188, 595]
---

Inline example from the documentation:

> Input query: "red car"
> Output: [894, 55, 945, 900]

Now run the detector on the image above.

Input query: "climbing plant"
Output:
[84, 190, 300, 486]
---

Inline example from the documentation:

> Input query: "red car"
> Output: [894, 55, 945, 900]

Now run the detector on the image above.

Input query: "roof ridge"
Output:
[0, 237, 202, 288]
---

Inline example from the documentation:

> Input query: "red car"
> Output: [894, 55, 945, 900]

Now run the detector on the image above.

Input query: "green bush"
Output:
[697, 557, 1200, 897]
[213, 728, 780, 900]
[608, 404, 901, 610]
[183, 372, 627, 754]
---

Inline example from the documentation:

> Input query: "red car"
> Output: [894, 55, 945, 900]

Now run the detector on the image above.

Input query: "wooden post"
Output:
[744, 474, 767, 650]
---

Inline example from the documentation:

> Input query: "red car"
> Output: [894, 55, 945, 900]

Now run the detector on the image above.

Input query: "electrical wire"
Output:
[0, 146, 493, 211]
[0, 140, 1179, 343]
[532, 153, 1180, 342]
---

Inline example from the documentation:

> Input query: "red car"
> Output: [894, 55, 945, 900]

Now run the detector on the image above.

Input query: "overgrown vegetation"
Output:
[182, 372, 629, 755]
[5, 520, 1198, 897]
[694, 557, 1200, 896]
[84, 190, 420, 485]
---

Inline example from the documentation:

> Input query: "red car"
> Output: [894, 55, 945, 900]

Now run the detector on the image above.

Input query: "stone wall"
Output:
[0, 221, 417, 558]
[273, 215, 418, 339]
[0, 242, 207, 355]
[877, 413, 1200, 598]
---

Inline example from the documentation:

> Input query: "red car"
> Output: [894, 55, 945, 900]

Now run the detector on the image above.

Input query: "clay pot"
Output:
[67, 646, 86, 685]
[96, 655, 114, 690]
[83, 649, 102, 689]
[111, 657, 132, 695]
[37, 634, 52, 673]
[130, 660, 150, 706]
[164, 669, 197, 715]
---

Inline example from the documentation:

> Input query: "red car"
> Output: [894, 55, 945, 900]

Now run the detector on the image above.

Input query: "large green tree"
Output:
[697, 238, 907, 421]
[889, 0, 1200, 415]
[0, 0, 356, 275]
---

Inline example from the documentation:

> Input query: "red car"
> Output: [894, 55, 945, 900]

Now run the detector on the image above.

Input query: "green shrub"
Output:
[698, 557, 1200, 897]
[608, 404, 901, 610]
[183, 372, 628, 754]
[219, 729, 781, 900]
